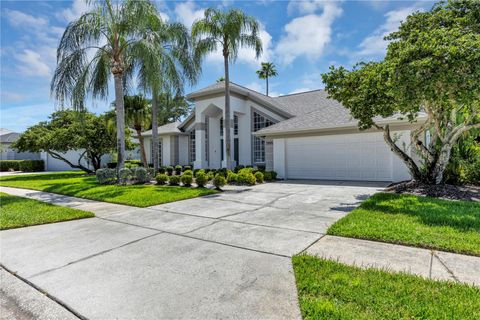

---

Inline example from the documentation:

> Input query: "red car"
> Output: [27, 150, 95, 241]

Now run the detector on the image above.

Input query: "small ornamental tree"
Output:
[14, 110, 132, 173]
[322, 0, 480, 184]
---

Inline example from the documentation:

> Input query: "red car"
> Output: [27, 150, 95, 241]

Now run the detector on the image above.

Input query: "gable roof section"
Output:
[0, 128, 20, 143]
[142, 121, 185, 136]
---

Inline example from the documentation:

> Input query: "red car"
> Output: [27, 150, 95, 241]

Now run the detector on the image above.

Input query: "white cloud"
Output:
[287, 0, 331, 15]
[15, 49, 51, 77]
[56, 0, 89, 22]
[276, 1, 342, 64]
[1, 91, 25, 103]
[289, 87, 314, 95]
[358, 6, 422, 56]
[4, 9, 48, 29]
[175, 1, 204, 27]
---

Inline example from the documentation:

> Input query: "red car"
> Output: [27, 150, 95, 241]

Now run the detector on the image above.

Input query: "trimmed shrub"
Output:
[133, 167, 148, 184]
[213, 174, 226, 190]
[96, 168, 117, 185]
[175, 165, 182, 175]
[0, 160, 21, 171]
[237, 168, 256, 185]
[180, 174, 193, 187]
[194, 169, 205, 178]
[183, 165, 192, 171]
[155, 173, 168, 185]
[158, 166, 166, 174]
[234, 165, 245, 173]
[206, 171, 215, 181]
[0, 160, 44, 172]
[227, 171, 238, 184]
[263, 171, 272, 181]
[169, 175, 181, 186]
[118, 168, 132, 185]
[166, 166, 174, 176]
[147, 168, 156, 180]
[254, 171, 264, 183]
[183, 169, 193, 177]
[270, 171, 278, 180]
[195, 172, 208, 187]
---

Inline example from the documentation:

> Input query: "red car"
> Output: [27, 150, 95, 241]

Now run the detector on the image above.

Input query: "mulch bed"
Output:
[386, 181, 480, 202]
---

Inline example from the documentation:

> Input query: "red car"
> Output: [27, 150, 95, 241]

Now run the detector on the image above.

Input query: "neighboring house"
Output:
[0, 128, 40, 161]
[142, 81, 427, 182]
[0, 128, 110, 171]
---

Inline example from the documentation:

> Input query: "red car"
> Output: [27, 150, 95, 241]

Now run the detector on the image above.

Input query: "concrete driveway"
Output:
[1, 181, 385, 319]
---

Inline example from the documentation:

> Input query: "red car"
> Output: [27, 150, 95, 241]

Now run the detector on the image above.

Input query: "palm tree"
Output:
[256, 62, 278, 96]
[51, 0, 158, 171]
[192, 8, 262, 169]
[136, 18, 200, 170]
[124, 95, 151, 168]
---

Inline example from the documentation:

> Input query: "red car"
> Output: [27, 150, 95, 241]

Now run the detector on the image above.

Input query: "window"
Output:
[220, 117, 223, 137]
[234, 115, 238, 135]
[252, 111, 275, 163]
[205, 117, 209, 162]
[189, 130, 196, 163]
[151, 139, 162, 165]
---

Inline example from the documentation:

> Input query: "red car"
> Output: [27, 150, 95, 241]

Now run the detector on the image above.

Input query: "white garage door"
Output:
[285, 132, 394, 181]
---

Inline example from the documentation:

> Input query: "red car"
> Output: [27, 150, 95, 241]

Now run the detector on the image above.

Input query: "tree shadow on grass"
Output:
[362, 193, 480, 232]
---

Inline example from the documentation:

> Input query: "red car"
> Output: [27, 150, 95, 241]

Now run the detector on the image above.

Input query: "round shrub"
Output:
[227, 171, 238, 184]
[213, 174, 226, 190]
[166, 166, 174, 176]
[263, 171, 272, 181]
[96, 168, 117, 185]
[175, 165, 182, 175]
[195, 172, 208, 187]
[169, 175, 181, 186]
[180, 174, 193, 187]
[183, 165, 192, 171]
[155, 173, 168, 185]
[254, 171, 264, 183]
[183, 169, 193, 177]
[158, 167, 166, 174]
[237, 171, 256, 186]
[134, 167, 148, 184]
[206, 171, 215, 181]
[118, 168, 132, 185]
[194, 169, 205, 178]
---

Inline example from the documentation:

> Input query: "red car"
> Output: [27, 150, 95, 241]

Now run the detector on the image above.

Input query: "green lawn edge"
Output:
[292, 254, 480, 320]
[327, 192, 480, 256]
[0, 192, 94, 230]
[0, 171, 217, 208]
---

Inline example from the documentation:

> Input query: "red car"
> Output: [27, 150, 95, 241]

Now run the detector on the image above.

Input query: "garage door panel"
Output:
[285, 133, 393, 182]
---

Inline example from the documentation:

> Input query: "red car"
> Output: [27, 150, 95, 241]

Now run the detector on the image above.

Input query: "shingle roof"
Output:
[0, 129, 20, 143]
[142, 121, 184, 136]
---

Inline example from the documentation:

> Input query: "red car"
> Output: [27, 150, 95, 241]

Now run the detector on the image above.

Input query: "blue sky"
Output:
[1, 0, 436, 132]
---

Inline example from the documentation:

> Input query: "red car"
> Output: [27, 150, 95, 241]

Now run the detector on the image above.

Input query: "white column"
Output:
[194, 113, 206, 169]
[273, 138, 286, 179]
[221, 112, 235, 168]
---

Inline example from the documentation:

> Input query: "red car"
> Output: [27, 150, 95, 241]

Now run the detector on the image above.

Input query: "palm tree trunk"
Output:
[151, 91, 159, 170]
[266, 76, 269, 96]
[113, 73, 126, 171]
[224, 55, 233, 170]
[136, 127, 148, 168]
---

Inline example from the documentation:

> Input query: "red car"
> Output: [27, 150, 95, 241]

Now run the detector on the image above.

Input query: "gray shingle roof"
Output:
[142, 121, 184, 136]
[0, 129, 20, 143]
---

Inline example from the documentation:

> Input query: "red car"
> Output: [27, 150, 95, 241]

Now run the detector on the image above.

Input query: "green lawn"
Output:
[328, 192, 480, 256]
[0, 172, 217, 207]
[0, 192, 94, 230]
[293, 255, 480, 320]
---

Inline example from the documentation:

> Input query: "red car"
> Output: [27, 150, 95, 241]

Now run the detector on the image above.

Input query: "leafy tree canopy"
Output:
[14, 110, 133, 173]
[322, 0, 480, 184]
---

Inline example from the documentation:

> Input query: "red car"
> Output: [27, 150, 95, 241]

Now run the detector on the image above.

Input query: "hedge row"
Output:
[0, 160, 44, 172]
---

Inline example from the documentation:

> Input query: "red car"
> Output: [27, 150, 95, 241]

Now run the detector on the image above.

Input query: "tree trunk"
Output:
[48, 150, 92, 173]
[113, 73, 126, 171]
[136, 127, 148, 168]
[378, 124, 423, 181]
[224, 54, 233, 170]
[266, 76, 269, 96]
[151, 92, 159, 170]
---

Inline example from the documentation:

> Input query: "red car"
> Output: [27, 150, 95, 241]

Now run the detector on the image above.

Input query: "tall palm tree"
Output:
[256, 62, 278, 96]
[192, 8, 262, 169]
[51, 0, 158, 171]
[124, 95, 151, 168]
[136, 17, 200, 170]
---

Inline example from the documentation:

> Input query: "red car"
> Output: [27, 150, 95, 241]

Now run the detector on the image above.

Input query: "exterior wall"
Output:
[1, 143, 41, 160]
[191, 95, 287, 169]
[178, 135, 189, 165]
[42, 150, 110, 171]
[144, 134, 187, 167]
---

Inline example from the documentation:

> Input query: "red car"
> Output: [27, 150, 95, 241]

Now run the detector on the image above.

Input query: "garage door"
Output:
[285, 132, 393, 181]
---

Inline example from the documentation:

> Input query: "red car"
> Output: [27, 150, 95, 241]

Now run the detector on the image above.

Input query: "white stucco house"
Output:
[142, 81, 426, 182]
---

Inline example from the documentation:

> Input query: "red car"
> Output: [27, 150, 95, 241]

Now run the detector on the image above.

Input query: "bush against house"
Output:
[14, 110, 132, 173]
[322, 0, 480, 185]
[0, 160, 44, 172]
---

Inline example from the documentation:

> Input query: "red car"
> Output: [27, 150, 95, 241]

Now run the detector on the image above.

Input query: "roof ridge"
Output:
[276, 89, 324, 98]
